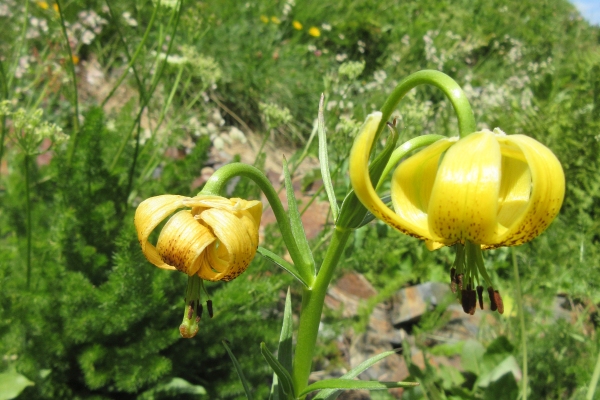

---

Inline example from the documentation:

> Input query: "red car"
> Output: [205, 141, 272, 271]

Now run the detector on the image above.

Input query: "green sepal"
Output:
[257, 247, 309, 288]
[299, 378, 418, 397]
[336, 122, 399, 229]
[317, 94, 339, 221]
[312, 351, 398, 400]
[261, 342, 295, 399]
[270, 288, 294, 400]
[282, 157, 315, 283]
[222, 340, 254, 400]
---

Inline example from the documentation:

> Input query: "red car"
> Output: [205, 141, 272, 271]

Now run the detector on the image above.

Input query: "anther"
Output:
[198, 303, 203, 319]
[488, 287, 497, 312]
[461, 290, 470, 314]
[477, 286, 484, 310]
[494, 290, 504, 314]
[187, 304, 194, 320]
[207, 300, 214, 318]
[469, 288, 477, 315]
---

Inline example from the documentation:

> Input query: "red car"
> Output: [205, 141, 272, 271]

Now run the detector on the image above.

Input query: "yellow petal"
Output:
[496, 142, 531, 235]
[155, 210, 216, 275]
[351, 112, 438, 241]
[391, 137, 455, 242]
[197, 206, 261, 282]
[490, 134, 565, 248]
[134, 195, 187, 270]
[427, 131, 502, 245]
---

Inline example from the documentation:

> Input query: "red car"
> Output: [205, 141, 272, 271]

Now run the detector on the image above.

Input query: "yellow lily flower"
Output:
[350, 112, 565, 313]
[134, 194, 262, 282]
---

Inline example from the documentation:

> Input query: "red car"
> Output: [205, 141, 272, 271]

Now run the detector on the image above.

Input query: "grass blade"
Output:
[261, 342, 295, 398]
[300, 378, 418, 397]
[317, 94, 339, 221]
[222, 340, 254, 400]
[270, 287, 294, 400]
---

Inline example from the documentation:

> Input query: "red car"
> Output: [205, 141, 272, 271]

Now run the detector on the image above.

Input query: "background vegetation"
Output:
[0, 0, 599, 398]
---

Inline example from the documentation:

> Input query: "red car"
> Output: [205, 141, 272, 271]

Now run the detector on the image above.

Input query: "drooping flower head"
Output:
[134, 194, 262, 336]
[350, 112, 565, 314]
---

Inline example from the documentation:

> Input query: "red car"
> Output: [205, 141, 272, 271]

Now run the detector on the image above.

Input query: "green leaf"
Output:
[140, 377, 207, 398]
[313, 350, 398, 400]
[0, 369, 34, 400]
[257, 247, 308, 288]
[222, 340, 254, 400]
[282, 157, 315, 280]
[260, 342, 295, 398]
[317, 93, 339, 221]
[477, 356, 520, 388]
[299, 378, 419, 397]
[271, 287, 294, 400]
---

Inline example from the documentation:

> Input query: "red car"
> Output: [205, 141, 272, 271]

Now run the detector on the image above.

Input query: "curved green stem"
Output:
[202, 163, 312, 285]
[292, 227, 351, 398]
[511, 249, 528, 400]
[379, 70, 476, 140]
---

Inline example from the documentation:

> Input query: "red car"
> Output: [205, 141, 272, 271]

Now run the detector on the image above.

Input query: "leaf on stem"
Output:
[261, 342, 295, 398]
[313, 350, 399, 400]
[257, 247, 309, 288]
[299, 378, 418, 397]
[317, 93, 339, 221]
[222, 340, 254, 400]
[270, 287, 294, 400]
[282, 157, 315, 280]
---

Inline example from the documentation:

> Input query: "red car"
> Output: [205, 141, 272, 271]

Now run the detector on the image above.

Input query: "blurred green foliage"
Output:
[0, 0, 598, 398]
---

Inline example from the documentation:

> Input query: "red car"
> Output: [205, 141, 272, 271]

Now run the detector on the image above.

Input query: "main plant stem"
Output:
[292, 227, 351, 398]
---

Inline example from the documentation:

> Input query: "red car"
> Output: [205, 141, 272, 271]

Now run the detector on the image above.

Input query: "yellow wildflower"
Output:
[135, 194, 262, 282]
[293, 21, 303, 30]
[308, 26, 321, 37]
[36, 1, 49, 9]
[349, 112, 565, 314]
[72, 55, 80, 65]
[271, 16, 281, 24]
[260, 15, 269, 24]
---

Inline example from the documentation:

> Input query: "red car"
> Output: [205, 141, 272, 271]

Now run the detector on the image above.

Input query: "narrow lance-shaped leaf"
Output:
[257, 247, 309, 288]
[261, 342, 295, 398]
[222, 340, 254, 400]
[313, 350, 398, 400]
[299, 379, 419, 397]
[270, 287, 294, 400]
[317, 93, 339, 221]
[282, 156, 315, 282]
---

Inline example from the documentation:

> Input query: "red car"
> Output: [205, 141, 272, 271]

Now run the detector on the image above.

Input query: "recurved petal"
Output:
[134, 195, 188, 270]
[490, 134, 565, 248]
[196, 207, 260, 282]
[427, 131, 502, 245]
[350, 112, 441, 241]
[155, 210, 216, 275]
[391, 137, 455, 242]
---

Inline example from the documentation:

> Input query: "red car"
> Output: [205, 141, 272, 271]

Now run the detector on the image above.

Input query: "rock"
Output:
[390, 282, 452, 326]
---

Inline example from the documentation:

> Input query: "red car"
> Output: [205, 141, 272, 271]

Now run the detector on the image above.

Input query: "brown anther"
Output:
[469, 289, 477, 315]
[461, 290, 470, 314]
[195, 316, 201, 323]
[494, 290, 504, 314]
[198, 303, 203, 319]
[207, 300, 214, 318]
[457, 274, 464, 291]
[187, 304, 194, 320]
[488, 286, 497, 311]
[477, 286, 484, 310]
[450, 268, 457, 293]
